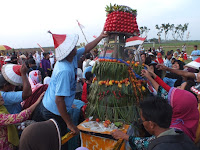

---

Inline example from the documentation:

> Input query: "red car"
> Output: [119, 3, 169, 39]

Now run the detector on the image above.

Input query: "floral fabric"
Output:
[0, 109, 31, 150]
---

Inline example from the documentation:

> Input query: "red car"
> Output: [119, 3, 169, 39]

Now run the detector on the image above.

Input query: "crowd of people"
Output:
[0, 29, 200, 150]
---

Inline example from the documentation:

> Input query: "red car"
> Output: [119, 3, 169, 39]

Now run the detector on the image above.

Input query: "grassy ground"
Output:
[143, 41, 200, 64]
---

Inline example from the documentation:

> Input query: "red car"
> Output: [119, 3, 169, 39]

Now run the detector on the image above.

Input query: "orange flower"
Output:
[134, 63, 138, 67]
[115, 81, 119, 84]
[113, 59, 117, 62]
[131, 61, 135, 64]
[126, 61, 130, 64]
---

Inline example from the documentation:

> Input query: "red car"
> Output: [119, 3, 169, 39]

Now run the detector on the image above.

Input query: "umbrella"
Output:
[0, 45, 12, 50]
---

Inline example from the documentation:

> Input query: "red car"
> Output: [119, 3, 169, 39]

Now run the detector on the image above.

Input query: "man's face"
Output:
[141, 54, 146, 63]
[168, 54, 172, 60]
[194, 46, 197, 50]
[66, 47, 77, 62]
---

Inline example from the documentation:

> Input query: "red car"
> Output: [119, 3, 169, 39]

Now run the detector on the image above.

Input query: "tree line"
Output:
[140, 23, 189, 41]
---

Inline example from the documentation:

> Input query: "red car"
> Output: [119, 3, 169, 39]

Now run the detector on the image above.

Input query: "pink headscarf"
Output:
[168, 87, 199, 141]
[28, 70, 42, 91]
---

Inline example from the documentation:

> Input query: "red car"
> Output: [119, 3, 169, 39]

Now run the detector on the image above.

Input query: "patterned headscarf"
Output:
[28, 70, 42, 91]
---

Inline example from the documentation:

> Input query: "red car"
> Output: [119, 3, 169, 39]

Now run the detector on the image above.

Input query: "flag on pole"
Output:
[125, 36, 146, 47]
[93, 35, 97, 38]
[77, 20, 85, 29]
[37, 43, 45, 52]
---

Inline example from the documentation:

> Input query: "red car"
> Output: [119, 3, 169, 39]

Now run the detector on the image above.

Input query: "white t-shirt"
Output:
[76, 68, 83, 93]
[82, 59, 91, 72]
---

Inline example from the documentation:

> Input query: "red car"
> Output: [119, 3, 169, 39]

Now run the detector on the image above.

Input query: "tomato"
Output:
[86, 118, 89, 122]
[96, 118, 100, 122]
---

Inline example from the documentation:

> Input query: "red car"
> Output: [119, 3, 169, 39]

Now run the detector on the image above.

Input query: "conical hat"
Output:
[185, 57, 200, 70]
[1, 64, 23, 86]
[191, 83, 200, 95]
[51, 33, 79, 61]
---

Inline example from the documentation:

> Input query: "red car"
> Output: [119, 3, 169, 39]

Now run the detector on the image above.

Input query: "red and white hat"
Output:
[191, 83, 200, 96]
[49, 31, 79, 61]
[1, 64, 23, 86]
[185, 57, 200, 70]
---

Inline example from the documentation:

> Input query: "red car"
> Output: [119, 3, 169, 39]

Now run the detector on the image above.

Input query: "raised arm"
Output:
[0, 92, 44, 126]
[141, 69, 159, 91]
[84, 30, 108, 54]
[157, 64, 196, 79]
[21, 64, 32, 100]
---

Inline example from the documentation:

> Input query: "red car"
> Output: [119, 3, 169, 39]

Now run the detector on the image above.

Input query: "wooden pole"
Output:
[77, 20, 88, 44]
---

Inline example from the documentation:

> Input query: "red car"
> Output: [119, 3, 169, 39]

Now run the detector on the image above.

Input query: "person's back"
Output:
[148, 130, 198, 150]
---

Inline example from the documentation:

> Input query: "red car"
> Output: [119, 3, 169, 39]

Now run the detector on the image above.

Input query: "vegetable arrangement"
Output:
[85, 4, 147, 131]
[104, 4, 139, 35]
[86, 57, 148, 125]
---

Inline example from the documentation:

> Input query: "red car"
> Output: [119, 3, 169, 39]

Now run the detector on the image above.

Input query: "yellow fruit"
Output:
[142, 86, 146, 91]
[109, 80, 113, 85]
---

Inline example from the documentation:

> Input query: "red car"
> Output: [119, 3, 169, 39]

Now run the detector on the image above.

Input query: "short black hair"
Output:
[43, 52, 49, 58]
[173, 59, 184, 70]
[140, 96, 172, 128]
[194, 45, 198, 48]
[167, 51, 172, 56]
[28, 58, 36, 65]
[85, 53, 91, 59]
[11, 56, 17, 61]
[85, 72, 93, 81]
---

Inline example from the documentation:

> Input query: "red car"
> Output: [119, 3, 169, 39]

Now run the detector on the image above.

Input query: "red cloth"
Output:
[168, 88, 199, 141]
[156, 58, 164, 64]
[22, 84, 48, 109]
[183, 53, 188, 60]
[154, 76, 170, 92]
[81, 82, 88, 103]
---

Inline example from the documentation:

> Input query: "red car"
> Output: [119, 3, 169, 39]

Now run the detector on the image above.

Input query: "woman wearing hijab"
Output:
[22, 71, 48, 109]
[28, 70, 43, 92]
[156, 52, 164, 64]
[142, 69, 199, 141]
[19, 119, 61, 150]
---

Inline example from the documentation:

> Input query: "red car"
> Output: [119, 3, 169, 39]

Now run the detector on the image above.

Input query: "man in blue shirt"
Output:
[33, 30, 107, 144]
[0, 64, 32, 114]
[191, 45, 200, 61]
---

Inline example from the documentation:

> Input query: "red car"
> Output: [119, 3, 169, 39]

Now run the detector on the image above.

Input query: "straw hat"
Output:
[19, 54, 27, 59]
[1, 64, 23, 86]
[185, 57, 200, 70]
[4, 58, 11, 62]
[51, 33, 79, 61]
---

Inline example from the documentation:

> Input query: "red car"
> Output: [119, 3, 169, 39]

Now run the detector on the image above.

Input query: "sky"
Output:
[0, 0, 200, 49]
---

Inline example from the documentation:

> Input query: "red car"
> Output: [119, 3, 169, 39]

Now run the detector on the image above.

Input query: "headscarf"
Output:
[28, 70, 42, 91]
[156, 52, 164, 64]
[168, 87, 199, 141]
[19, 119, 61, 150]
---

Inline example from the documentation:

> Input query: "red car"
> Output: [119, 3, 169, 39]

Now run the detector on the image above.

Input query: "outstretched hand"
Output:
[111, 130, 129, 141]
[141, 69, 152, 79]
[99, 28, 108, 39]
[156, 64, 168, 71]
